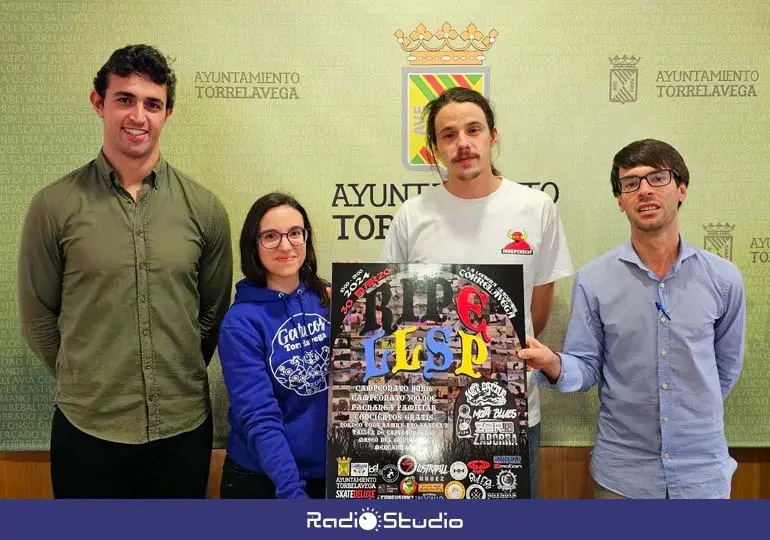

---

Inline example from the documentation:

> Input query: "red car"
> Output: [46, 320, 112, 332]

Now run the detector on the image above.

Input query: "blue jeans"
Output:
[528, 423, 540, 498]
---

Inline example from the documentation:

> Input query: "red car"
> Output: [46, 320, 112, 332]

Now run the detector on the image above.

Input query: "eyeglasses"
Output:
[618, 169, 676, 193]
[257, 227, 309, 249]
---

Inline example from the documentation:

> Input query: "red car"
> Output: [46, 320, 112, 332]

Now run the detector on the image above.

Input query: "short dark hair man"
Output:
[18, 44, 233, 498]
[520, 139, 746, 498]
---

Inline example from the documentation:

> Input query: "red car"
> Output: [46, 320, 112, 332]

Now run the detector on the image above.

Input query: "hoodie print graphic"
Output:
[270, 312, 330, 396]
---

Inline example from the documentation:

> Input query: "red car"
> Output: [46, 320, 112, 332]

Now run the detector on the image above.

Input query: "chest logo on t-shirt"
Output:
[501, 230, 533, 256]
[270, 313, 330, 396]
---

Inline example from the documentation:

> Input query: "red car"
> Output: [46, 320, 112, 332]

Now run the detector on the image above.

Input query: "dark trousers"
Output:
[50, 406, 213, 498]
[220, 455, 325, 499]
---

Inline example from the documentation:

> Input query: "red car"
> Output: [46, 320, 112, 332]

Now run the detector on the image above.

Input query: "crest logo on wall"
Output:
[703, 222, 735, 261]
[609, 55, 640, 104]
[394, 22, 498, 171]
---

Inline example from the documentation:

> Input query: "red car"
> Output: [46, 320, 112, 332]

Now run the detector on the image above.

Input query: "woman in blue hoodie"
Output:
[218, 192, 330, 499]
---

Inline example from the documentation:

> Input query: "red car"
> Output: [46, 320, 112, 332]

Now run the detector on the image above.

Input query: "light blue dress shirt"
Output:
[536, 237, 746, 498]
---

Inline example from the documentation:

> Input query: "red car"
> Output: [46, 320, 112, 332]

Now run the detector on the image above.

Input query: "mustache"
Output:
[451, 152, 479, 163]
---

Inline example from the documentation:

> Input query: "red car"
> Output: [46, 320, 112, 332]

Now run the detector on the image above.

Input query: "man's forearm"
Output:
[21, 317, 60, 375]
[200, 328, 219, 366]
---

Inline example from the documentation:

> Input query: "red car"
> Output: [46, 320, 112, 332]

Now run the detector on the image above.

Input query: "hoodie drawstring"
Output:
[281, 288, 310, 360]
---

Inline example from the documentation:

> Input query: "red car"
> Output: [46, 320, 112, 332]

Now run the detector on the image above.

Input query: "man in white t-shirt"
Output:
[380, 87, 573, 497]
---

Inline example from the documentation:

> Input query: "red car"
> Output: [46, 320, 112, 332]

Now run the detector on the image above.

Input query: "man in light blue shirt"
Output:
[519, 139, 746, 498]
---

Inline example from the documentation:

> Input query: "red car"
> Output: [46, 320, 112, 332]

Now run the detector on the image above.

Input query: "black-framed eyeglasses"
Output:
[618, 169, 676, 193]
[257, 227, 309, 249]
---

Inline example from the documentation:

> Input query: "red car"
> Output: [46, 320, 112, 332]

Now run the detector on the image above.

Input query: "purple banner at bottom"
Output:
[0, 499, 762, 540]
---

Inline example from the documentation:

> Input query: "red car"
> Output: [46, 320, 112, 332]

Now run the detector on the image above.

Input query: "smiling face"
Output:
[90, 73, 172, 163]
[616, 164, 687, 235]
[257, 205, 307, 290]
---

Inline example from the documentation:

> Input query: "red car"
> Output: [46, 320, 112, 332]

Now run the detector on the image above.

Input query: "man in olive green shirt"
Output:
[18, 44, 233, 498]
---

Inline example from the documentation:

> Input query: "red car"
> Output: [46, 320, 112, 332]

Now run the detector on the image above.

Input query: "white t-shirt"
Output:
[379, 178, 574, 426]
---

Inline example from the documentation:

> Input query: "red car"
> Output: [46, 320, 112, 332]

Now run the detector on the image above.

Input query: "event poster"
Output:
[326, 263, 529, 500]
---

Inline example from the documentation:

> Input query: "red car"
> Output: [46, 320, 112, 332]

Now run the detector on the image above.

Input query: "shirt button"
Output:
[145, 362, 151, 369]
[139, 262, 146, 269]
[663, 452, 671, 459]
[661, 350, 667, 356]
[663, 416, 669, 422]
[659, 282, 665, 289]
[140, 295, 147, 303]
[661, 383, 669, 390]
[136, 229, 143, 236]
[142, 328, 150, 336]
[660, 316, 667, 323]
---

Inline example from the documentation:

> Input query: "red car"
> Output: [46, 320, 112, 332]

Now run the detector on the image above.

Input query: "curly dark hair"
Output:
[93, 44, 176, 109]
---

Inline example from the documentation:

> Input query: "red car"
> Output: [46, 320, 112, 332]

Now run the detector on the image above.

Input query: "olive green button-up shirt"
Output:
[18, 151, 233, 444]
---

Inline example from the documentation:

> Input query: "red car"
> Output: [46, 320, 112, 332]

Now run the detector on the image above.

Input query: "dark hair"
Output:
[611, 139, 690, 207]
[240, 192, 329, 307]
[93, 44, 177, 110]
[423, 86, 501, 177]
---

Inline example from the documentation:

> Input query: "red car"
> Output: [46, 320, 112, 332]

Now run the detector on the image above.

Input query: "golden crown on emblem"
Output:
[337, 456, 352, 465]
[394, 22, 499, 66]
[703, 222, 735, 236]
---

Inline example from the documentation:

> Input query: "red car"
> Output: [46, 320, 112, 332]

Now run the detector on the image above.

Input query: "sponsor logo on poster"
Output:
[450, 460, 469, 480]
[400, 476, 418, 495]
[397, 455, 417, 475]
[496, 470, 518, 492]
[466, 484, 487, 499]
[418, 482, 445, 494]
[337, 456, 351, 476]
[467, 459, 491, 474]
[444, 480, 466, 499]
[494, 455, 522, 469]
[381, 464, 399, 483]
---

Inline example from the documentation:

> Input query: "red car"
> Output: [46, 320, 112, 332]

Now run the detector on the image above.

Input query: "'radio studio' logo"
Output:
[609, 54, 640, 104]
[394, 22, 499, 171]
[306, 507, 463, 531]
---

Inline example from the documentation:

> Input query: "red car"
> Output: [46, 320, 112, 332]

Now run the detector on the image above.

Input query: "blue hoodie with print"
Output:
[218, 278, 330, 499]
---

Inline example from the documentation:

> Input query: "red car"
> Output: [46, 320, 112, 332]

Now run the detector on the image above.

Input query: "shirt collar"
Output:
[95, 149, 165, 190]
[618, 234, 697, 275]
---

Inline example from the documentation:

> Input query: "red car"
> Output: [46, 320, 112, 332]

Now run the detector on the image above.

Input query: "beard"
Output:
[629, 207, 677, 233]
[450, 153, 483, 182]
[455, 167, 483, 182]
